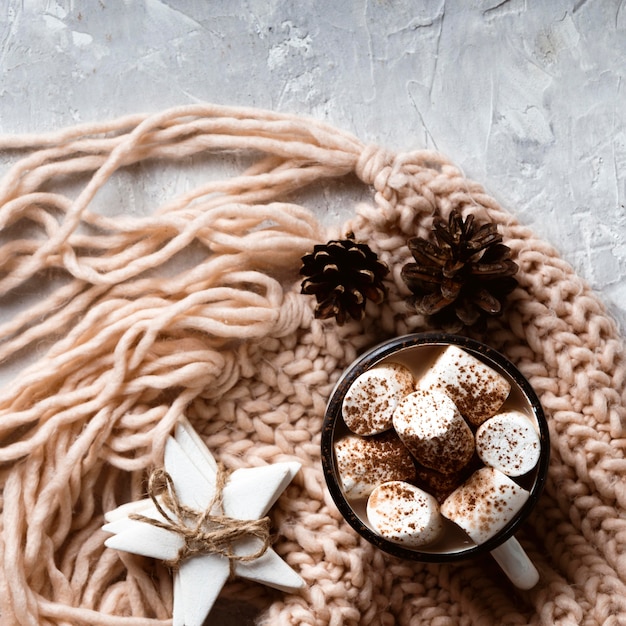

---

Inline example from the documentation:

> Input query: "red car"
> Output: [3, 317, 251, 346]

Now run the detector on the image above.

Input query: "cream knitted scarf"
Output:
[0, 104, 624, 625]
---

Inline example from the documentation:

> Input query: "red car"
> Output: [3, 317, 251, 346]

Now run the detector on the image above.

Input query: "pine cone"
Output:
[300, 234, 389, 325]
[401, 210, 519, 330]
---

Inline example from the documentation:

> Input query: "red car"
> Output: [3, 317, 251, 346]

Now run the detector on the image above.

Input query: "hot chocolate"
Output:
[334, 342, 542, 552]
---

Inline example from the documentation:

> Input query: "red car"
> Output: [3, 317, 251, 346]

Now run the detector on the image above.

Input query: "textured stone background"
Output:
[1, 0, 625, 331]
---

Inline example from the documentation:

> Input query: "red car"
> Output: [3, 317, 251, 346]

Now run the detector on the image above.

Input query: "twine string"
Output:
[130, 464, 272, 573]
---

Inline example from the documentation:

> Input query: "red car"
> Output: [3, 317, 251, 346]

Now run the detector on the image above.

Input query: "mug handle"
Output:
[490, 536, 539, 589]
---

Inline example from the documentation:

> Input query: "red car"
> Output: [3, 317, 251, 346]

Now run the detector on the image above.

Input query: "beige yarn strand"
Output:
[1, 104, 626, 626]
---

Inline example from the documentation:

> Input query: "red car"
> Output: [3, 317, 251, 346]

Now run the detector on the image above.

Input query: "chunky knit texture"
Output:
[0, 105, 625, 625]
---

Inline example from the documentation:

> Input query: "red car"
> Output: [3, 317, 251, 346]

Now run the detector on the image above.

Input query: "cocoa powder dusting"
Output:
[335, 431, 416, 492]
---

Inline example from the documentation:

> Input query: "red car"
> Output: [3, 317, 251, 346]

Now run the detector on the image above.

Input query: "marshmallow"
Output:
[367, 481, 443, 548]
[417, 345, 510, 426]
[476, 411, 540, 477]
[441, 467, 529, 544]
[334, 432, 416, 499]
[414, 459, 478, 503]
[393, 389, 475, 475]
[342, 362, 415, 435]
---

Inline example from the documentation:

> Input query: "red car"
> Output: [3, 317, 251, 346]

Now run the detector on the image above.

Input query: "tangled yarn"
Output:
[0, 104, 625, 625]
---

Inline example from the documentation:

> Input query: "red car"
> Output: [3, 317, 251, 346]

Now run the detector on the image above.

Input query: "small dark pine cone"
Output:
[401, 209, 519, 331]
[300, 234, 389, 325]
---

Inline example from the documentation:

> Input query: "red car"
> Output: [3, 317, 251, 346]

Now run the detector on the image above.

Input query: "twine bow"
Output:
[130, 464, 272, 573]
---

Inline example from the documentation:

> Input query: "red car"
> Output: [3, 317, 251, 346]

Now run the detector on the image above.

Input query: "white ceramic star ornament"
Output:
[102, 418, 305, 626]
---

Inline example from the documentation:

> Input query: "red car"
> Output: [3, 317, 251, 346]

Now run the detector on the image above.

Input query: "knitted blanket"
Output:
[0, 105, 624, 626]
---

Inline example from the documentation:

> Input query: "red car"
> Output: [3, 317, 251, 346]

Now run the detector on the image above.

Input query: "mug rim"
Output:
[321, 331, 550, 562]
